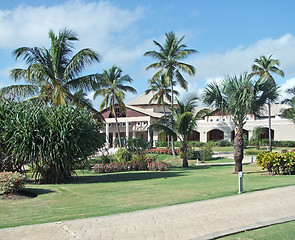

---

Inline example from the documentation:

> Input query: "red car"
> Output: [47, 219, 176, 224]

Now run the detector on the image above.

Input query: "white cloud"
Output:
[189, 33, 295, 87]
[280, 78, 295, 102]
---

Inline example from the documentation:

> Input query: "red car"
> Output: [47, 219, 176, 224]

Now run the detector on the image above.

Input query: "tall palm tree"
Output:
[93, 66, 137, 148]
[0, 28, 101, 115]
[203, 73, 271, 173]
[281, 87, 295, 122]
[150, 95, 208, 167]
[144, 31, 197, 156]
[250, 55, 284, 151]
[145, 74, 179, 118]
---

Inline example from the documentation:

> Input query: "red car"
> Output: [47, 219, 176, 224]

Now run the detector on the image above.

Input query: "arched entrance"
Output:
[260, 127, 274, 140]
[208, 129, 224, 141]
[188, 130, 200, 141]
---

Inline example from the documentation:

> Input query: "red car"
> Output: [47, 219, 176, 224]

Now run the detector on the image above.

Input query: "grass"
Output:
[221, 221, 295, 240]
[0, 155, 294, 229]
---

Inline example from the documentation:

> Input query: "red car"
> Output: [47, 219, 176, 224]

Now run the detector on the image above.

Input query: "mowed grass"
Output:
[221, 221, 295, 240]
[0, 156, 295, 229]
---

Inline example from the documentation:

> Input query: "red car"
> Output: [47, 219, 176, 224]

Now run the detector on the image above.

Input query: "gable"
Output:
[101, 107, 148, 119]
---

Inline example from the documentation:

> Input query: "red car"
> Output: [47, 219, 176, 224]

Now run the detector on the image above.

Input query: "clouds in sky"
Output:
[0, 0, 295, 105]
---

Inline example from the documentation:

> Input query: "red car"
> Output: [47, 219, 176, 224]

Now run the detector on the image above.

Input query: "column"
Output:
[106, 123, 109, 147]
[126, 122, 129, 140]
[148, 120, 151, 142]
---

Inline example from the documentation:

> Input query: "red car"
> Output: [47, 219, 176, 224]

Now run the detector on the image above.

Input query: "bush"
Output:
[155, 141, 168, 148]
[92, 159, 168, 173]
[200, 143, 214, 161]
[0, 172, 27, 195]
[187, 141, 206, 147]
[256, 152, 295, 175]
[114, 148, 132, 163]
[0, 101, 105, 183]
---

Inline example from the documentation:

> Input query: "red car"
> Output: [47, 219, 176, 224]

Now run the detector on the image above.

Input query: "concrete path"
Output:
[1, 185, 295, 240]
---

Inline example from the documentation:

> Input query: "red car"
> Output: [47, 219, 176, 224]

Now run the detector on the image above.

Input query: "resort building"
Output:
[100, 92, 295, 147]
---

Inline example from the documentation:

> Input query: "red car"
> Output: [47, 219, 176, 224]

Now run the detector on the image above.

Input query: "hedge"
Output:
[256, 152, 295, 175]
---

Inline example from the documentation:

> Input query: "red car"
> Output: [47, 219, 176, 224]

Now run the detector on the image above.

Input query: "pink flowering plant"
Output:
[147, 148, 179, 155]
[0, 172, 27, 195]
[92, 158, 168, 173]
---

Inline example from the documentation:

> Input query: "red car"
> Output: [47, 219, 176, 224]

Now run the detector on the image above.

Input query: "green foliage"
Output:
[256, 152, 295, 175]
[0, 172, 27, 195]
[200, 143, 214, 161]
[114, 148, 132, 163]
[0, 100, 104, 183]
[155, 141, 169, 147]
[187, 141, 206, 147]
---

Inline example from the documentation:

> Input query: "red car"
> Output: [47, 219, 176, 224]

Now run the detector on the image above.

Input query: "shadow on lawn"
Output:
[70, 171, 186, 184]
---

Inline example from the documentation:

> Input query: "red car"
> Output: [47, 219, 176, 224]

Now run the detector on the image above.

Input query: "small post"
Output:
[238, 171, 243, 194]
[196, 159, 199, 165]
[251, 156, 254, 163]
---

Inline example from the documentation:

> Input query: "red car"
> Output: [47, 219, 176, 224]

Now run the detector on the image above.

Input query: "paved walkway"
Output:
[1, 185, 295, 240]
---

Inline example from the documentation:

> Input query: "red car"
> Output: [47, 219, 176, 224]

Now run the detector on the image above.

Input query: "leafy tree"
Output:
[250, 126, 266, 149]
[150, 95, 208, 167]
[0, 100, 104, 183]
[203, 73, 272, 172]
[250, 55, 284, 151]
[144, 31, 197, 157]
[0, 29, 101, 116]
[281, 87, 295, 122]
[94, 66, 137, 148]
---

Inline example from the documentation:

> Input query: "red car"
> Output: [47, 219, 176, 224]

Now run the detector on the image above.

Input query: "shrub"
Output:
[114, 148, 132, 163]
[187, 141, 206, 147]
[92, 159, 168, 173]
[256, 152, 295, 175]
[200, 143, 214, 161]
[0, 172, 27, 195]
[155, 141, 168, 148]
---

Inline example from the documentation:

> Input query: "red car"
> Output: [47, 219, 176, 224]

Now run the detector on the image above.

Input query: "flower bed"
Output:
[256, 152, 295, 175]
[0, 172, 27, 195]
[147, 148, 179, 155]
[92, 160, 168, 173]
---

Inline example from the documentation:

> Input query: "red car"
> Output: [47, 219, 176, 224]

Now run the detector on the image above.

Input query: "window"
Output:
[216, 119, 219, 122]
[210, 119, 213, 122]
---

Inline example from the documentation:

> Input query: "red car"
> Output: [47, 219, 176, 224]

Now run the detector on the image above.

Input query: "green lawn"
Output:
[221, 221, 295, 240]
[0, 156, 294, 229]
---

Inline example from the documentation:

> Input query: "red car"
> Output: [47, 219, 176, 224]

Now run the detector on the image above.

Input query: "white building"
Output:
[101, 92, 295, 147]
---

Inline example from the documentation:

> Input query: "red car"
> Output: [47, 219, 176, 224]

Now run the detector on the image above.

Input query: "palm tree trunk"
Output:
[234, 127, 244, 173]
[112, 102, 122, 148]
[163, 105, 170, 147]
[268, 98, 272, 151]
[170, 82, 176, 157]
[182, 140, 188, 167]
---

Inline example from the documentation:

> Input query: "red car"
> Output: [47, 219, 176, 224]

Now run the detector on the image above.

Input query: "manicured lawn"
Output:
[0, 156, 294, 229]
[221, 221, 295, 240]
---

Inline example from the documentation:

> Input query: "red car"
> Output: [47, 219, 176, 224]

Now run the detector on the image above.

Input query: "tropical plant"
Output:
[0, 28, 101, 117]
[250, 126, 266, 149]
[93, 66, 137, 148]
[150, 95, 208, 167]
[203, 73, 273, 172]
[281, 87, 295, 122]
[250, 55, 284, 151]
[0, 100, 104, 183]
[144, 31, 197, 157]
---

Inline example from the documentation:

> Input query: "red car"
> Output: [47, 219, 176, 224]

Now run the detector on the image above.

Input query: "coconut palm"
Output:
[203, 73, 271, 173]
[281, 87, 295, 122]
[145, 74, 179, 118]
[250, 55, 284, 151]
[150, 95, 208, 167]
[93, 66, 137, 148]
[144, 31, 197, 156]
[0, 28, 101, 115]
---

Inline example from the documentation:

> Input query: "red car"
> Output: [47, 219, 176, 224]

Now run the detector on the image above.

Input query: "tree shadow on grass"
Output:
[69, 171, 186, 184]
[25, 188, 55, 196]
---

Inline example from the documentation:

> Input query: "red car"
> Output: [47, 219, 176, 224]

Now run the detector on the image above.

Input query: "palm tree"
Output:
[281, 87, 295, 122]
[0, 28, 101, 114]
[93, 66, 137, 148]
[144, 31, 197, 156]
[151, 95, 208, 167]
[145, 74, 179, 117]
[203, 73, 271, 173]
[250, 55, 284, 151]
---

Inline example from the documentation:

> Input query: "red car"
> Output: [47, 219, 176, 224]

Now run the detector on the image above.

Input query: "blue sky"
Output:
[1, 0, 295, 108]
